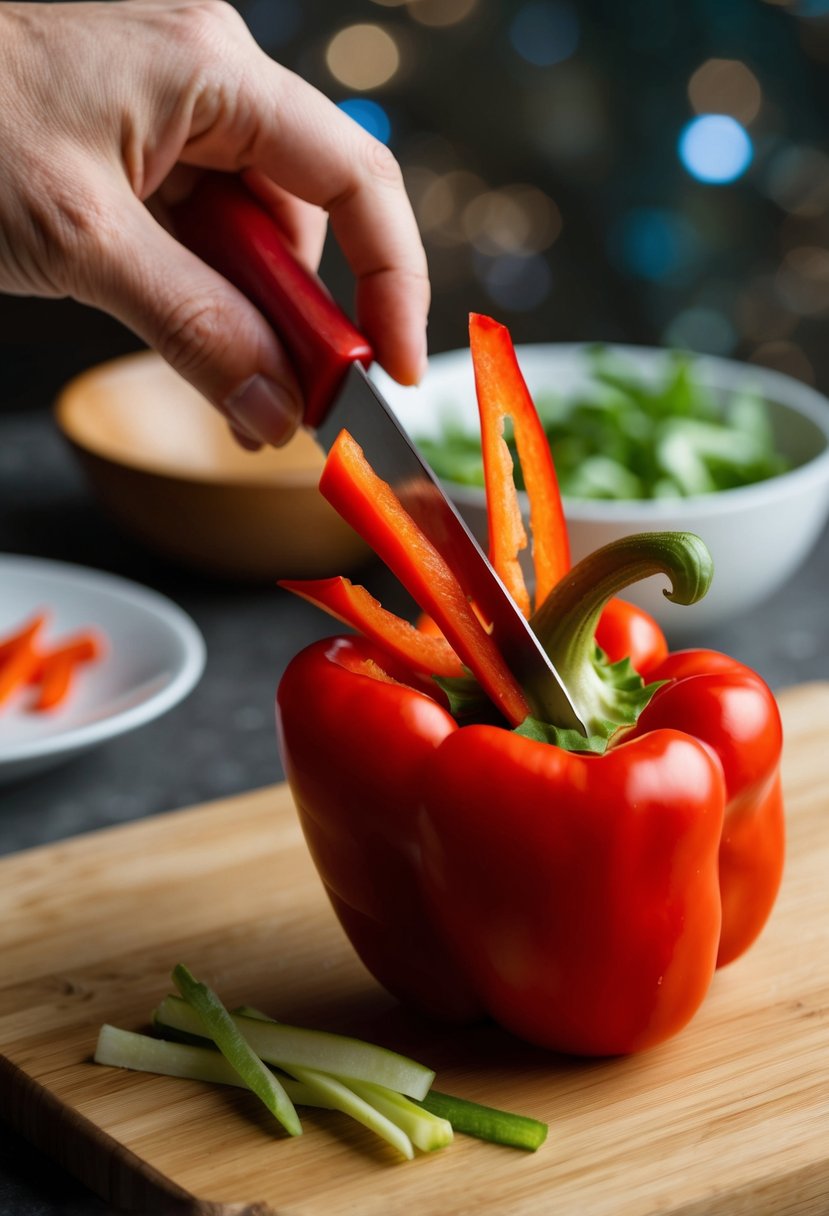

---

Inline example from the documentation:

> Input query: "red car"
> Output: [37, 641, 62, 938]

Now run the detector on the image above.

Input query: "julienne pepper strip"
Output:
[319, 429, 530, 727]
[278, 315, 785, 1055]
[278, 577, 463, 679]
[0, 614, 45, 708]
[0, 615, 105, 713]
[470, 312, 570, 612]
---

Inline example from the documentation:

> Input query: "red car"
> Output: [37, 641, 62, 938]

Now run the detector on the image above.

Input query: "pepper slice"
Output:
[319, 429, 530, 727]
[470, 314, 570, 611]
[278, 577, 463, 678]
[0, 614, 46, 708]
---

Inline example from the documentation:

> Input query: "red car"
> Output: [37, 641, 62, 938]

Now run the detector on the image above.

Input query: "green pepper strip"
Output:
[172, 965, 302, 1136]
[416, 1090, 548, 1152]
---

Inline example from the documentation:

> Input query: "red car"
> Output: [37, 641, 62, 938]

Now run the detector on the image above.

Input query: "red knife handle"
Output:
[170, 173, 373, 429]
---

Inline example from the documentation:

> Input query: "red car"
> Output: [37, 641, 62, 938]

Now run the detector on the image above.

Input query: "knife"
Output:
[170, 173, 584, 731]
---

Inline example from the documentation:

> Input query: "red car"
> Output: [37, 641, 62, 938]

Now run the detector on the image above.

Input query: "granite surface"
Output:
[1, 407, 828, 1216]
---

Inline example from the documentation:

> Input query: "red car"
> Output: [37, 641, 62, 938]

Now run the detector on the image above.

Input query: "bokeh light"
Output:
[509, 1, 579, 67]
[337, 99, 392, 144]
[678, 114, 753, 184]
[478, 252, 553, 311]
[736, 276, 798, 342]
[414, 170, 486, 244]
[748, 340, 815, 384]
[611, 208, 700, 282]
[326, 24, 400, 91]
[776, 245, 829, 314]
[663, 306, 737, 355]
[688, 59, 762, 125]
[764, 145, 829, 216]
[407, 0, 479, 27]
[524, 65, 606, 163]
[462, 186, 561, 255]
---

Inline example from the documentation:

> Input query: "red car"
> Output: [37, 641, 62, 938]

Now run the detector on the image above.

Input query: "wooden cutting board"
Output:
[2, 682, 828, 1216]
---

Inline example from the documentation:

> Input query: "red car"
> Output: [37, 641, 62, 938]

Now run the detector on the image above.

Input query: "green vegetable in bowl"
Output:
[418, 348, 789, 501]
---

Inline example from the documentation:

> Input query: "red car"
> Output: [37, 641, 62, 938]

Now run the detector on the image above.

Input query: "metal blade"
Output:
[315, 365, 585, 731]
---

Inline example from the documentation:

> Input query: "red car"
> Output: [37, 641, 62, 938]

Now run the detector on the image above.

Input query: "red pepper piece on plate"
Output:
[28, 630, 106, 712]
[0, 613, 47, 708]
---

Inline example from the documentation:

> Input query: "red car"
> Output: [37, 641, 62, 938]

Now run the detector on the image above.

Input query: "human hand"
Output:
[0, 0, 429, 448]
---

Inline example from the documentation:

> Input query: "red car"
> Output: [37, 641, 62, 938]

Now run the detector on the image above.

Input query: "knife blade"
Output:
[170, 173, 584, 730]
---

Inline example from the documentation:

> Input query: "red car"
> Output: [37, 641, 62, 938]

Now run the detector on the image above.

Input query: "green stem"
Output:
[529, 531, 713, 737]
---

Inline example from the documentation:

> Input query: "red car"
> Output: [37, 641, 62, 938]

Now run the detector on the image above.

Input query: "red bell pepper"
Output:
[627, 649, 785, 967]
[277, 317, 785, 1055]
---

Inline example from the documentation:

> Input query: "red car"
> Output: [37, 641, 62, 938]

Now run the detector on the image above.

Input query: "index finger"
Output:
[183, 55, 430, 386]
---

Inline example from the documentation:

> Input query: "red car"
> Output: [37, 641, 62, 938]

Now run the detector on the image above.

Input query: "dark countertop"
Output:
[2, 406, 828, 1216]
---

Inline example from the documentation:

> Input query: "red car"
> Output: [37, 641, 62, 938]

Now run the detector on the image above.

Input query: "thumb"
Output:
[84, 188, 303, 447]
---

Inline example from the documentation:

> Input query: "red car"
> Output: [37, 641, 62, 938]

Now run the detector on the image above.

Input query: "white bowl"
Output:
[374, 344, 829, 636]
[0, 555, 205, 784]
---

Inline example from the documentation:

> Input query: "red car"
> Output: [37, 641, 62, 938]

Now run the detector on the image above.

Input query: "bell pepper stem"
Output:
[530, 532, 713, 736]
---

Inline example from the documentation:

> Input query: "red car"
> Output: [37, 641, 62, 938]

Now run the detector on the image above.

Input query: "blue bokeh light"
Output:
[678, 115, 753, 185]
[611, 207, 700, 282]
[337, 99, 392, 146]
[509, 1, 579, 68]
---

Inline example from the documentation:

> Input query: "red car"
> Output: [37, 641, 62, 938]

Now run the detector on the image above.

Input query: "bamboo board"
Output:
[1, 683, 828, 1216]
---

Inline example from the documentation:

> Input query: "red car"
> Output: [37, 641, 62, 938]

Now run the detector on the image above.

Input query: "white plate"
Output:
[0, 555, 206, 784]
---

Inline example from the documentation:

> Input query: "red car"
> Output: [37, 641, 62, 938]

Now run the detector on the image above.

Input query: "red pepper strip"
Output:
[0, 613, 47, 661]
[415, 611, 442, 637]
[27, 633, 105, 683]
[0, 615, 46, 708]
[469, 314, 570, 611]
[27, 631, 105, 712]
[469, 317, 531, 615]
[31, 650, 77, 711]
[279, 577, 463, 678]
[319, 430, 531, 727]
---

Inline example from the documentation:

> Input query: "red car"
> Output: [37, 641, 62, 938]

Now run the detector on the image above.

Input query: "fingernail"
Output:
[228, 422, 262, 452]
[225, 375, 302, 447]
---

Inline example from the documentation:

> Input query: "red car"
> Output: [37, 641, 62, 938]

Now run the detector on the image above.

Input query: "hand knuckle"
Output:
[365, 138, 404, 189]
[23, 177, 118, 292]
[167, 0, 248, 54]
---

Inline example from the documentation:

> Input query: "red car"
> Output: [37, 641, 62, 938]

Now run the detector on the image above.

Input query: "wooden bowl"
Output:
[55, 351, 369, 582]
